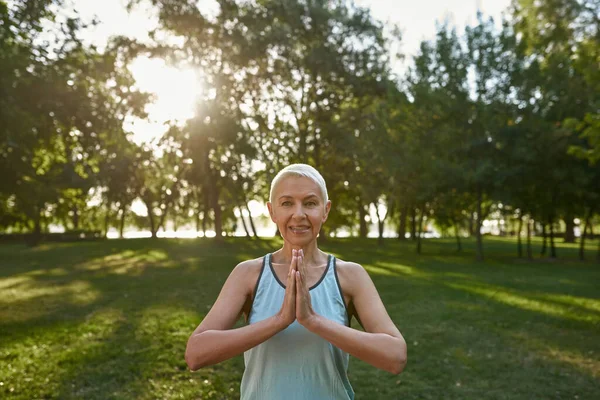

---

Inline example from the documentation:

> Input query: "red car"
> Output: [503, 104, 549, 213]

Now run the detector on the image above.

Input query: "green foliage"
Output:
[0, 0, 149, 239]
[2, 0, 600, 262]
[567, 113, 600, 165]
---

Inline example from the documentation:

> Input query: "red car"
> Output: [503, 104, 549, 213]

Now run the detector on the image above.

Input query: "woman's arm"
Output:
[185, 257, 297, 371]
[296, 259, 407, 374]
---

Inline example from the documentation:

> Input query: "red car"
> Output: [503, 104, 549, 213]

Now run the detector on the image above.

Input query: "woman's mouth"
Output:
[289, 226, 310, 234]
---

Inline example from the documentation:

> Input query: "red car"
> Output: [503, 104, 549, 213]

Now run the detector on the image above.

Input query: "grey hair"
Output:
[269, 164, 329, 204]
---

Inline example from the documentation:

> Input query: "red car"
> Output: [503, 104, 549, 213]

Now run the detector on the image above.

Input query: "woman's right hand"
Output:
[276, 249, 297, 328]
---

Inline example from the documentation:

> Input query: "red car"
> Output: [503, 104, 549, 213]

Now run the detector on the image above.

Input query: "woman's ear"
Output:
[267, 202, 275, 222]
[322, 200, 332, 222]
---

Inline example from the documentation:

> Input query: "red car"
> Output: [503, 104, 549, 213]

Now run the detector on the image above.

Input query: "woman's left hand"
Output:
[295, 249, 318, 327]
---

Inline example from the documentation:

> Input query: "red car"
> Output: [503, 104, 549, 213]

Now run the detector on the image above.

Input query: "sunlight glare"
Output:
[127, 57, 202, 144]
[248, 200, 269, 217]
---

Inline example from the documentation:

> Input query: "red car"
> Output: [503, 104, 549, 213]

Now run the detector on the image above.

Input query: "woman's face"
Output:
[267, 175, 331, 246]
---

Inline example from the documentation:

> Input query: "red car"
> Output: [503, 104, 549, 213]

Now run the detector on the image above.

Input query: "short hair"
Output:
[269, 164, 329, 204]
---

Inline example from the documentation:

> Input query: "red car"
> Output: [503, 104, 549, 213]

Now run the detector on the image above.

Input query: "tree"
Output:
[0, 1, 149, 243]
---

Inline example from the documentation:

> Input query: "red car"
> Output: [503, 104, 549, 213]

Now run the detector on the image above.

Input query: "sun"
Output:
[126, 57, 202, 144]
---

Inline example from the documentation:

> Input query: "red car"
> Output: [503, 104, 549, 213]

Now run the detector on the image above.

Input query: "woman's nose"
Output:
[292, 204, 305, 218]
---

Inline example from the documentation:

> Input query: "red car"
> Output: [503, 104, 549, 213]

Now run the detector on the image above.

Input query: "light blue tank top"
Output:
[241, 253, 354, 400]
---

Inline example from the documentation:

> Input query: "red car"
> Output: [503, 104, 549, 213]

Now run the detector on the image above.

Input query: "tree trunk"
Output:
[104, 202, 111, 238]
[90, 204, 99, 233]
[540, 223, 547, 256]
[31, 206, 42, 246]
[210, 181, 223, 240]
[579, 209, 592, 261]
[376, 199, 391, 246]
[516, 212, 523, 258]
[475, 187, 484, 262]
[358, 198, 368, 238]
[526, 217, 532, 260]
[416, 205, 424, 254]
[398, 205, 407, 240]
[549, 219, 557, 258]
[214, 202, 223, 240]
[158, 201, 171, 234]
[119, 206, 126, 239]
[195, 209, 201, 236]
[314, 129, 321, 170]
[244, 202, 259, 238]
[452, 217, 462, 252]
[564, 214, 575, 243]
[239, 206, 250, 237]
[411, 208, 417, 241]
[378, 219, 384, 246]
[375, 202, 385, 246]
[148, 208, 157, 239]
[71, 205, 80, 230]
[143, 198, 158, 238]
[469, 211, 475, 237]
[579, 215, 588, 261]
[173, 212, 178, 232]
[299, 126, 307, 163]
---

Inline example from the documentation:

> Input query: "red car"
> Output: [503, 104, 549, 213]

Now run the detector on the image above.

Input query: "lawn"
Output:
[1, 237, 599, 399]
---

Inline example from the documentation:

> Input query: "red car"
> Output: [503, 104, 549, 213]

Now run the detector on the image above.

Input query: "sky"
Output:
[75, 0, 513, 56]
[356, 0, 512, 63]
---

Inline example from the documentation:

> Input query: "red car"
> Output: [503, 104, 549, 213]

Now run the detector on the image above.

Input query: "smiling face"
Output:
[267, 175, 331, 247]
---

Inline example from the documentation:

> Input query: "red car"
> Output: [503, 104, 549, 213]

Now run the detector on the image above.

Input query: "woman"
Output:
[185, 164, 407, 399]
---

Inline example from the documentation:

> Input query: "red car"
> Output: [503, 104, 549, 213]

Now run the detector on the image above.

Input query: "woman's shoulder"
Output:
[233, 256, 266, 276]
[334, 257, 370, 293]
[225, 256, 266, 297]
[334, 258, 365, 273]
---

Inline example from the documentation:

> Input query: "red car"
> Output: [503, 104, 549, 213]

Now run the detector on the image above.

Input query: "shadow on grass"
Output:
[50, 306, 244, 399]
[0, 238, 276, 399]
[321, 238, 600, 399]
[1, 236, 599, 399]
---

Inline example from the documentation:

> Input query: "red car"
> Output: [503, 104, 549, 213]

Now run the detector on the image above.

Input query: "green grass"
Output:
[1, 236, 599, 399]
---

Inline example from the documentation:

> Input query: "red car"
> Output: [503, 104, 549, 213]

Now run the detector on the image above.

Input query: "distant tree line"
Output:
[1, 0, 599, 261]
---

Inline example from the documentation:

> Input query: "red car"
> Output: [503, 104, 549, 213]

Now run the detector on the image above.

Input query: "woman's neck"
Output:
[275, 242, 327, 267]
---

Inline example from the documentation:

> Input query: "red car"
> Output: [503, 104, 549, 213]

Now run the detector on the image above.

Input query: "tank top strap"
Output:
[251, 254, 268, 302]
[253, 253, 283, 296]
[314, 254, 350, 327]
